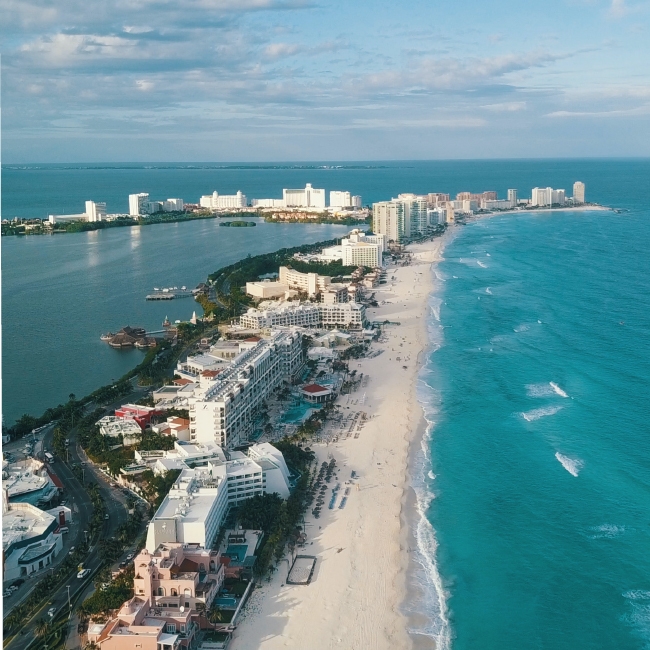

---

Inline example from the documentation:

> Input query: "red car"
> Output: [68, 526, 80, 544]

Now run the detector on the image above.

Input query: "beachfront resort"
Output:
[3, 180, 593, 649]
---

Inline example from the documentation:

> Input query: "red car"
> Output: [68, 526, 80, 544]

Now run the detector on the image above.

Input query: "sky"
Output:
[2, 0, 650, 162]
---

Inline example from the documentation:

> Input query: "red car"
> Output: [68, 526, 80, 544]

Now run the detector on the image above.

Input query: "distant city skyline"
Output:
[2, 0, 650, 162]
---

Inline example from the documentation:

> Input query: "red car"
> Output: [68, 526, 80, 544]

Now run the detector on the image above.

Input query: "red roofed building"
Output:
[114, 404, 163, 429]
[300, 383, 333, 403]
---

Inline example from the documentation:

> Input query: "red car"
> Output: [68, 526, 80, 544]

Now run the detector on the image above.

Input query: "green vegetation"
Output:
[220, 220, 257, 227]
[237, 442, 315, 576]
[138, 469, 182, 508]
[79, 565, 134, 617]
[263, 213, 370, 226]
[281, 258, 363, 277]
[198, 238, 360, 320]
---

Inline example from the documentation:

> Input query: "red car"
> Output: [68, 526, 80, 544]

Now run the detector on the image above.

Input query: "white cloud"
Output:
[481, 101, 527, 112]
[546, 104, 650, 117]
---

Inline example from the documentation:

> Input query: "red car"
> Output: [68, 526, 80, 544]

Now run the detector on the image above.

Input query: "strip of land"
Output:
[230, 234, 450, 650]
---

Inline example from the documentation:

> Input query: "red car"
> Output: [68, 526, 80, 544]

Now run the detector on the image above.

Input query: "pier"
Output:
[146, 290, 193, 301]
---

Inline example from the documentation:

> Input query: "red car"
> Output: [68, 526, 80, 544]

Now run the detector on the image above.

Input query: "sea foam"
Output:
[589, 524, 625, 539]
[555, 452, 584, 477]
[550, 382, 569, 397]
[521, 406, 563, 421]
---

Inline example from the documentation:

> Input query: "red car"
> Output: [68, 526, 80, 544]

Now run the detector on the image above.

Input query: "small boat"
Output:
[100, 332, 114, 341]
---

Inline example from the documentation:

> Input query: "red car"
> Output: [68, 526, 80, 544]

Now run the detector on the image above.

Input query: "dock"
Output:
[146, 289, 193, 301]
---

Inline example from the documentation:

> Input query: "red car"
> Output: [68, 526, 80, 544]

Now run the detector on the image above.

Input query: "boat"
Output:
[100, 332, 114, 341]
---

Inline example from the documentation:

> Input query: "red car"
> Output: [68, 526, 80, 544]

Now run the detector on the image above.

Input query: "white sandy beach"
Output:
[230, 233, 452, 650]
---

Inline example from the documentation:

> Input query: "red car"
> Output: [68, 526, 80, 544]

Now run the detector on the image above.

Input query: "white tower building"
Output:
[129, 193, 150, 216]
[573, 181, 585, 204]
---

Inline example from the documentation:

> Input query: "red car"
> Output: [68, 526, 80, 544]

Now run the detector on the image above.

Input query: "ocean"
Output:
[2, 159, 650, 648]
[414, 163, 650, 648]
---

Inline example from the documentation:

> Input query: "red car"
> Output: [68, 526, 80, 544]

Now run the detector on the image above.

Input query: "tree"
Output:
[35, 618, 50, 638]
[208, 605, 224, 624]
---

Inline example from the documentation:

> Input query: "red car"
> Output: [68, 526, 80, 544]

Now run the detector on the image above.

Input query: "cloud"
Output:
[481, 101, 527, 112]
[546, 104, 650, 117]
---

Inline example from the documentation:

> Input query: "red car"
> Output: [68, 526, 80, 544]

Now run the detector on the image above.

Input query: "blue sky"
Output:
[2, 0, 650, 162]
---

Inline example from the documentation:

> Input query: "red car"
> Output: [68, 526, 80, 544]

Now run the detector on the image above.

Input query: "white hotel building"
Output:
[188, 331, 304, 449]
[239, 301, 366, 331]
[199, 191, 247, 209]
[531, 187, 566, 207]
[145, 443, 291, 552]
[283, 183, 326, 209]
[320, 230, 386, 268]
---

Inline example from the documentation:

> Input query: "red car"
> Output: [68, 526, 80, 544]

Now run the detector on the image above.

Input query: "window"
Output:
[166, 623, 176, 634]
[157, 587, 165, 596]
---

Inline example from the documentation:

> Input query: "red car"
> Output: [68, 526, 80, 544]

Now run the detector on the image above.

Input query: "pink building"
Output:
[88, 544, 225, 649]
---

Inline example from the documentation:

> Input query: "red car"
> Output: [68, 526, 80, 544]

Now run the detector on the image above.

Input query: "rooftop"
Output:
[3, 503, 57, 551]
[301, 383, 331, 394]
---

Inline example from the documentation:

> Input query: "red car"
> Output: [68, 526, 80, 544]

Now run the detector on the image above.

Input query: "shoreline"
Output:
[229, 231, 454, 650]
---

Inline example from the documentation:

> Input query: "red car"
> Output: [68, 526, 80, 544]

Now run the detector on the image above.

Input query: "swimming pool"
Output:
[225, 544, 248, 564]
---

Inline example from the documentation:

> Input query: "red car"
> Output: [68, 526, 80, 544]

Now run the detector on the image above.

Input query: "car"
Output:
[60, 500, 67, 506]
[119, 561, 126, 568]
[77, 568, 90, 579]
[104, 513, 110, 520]
[126, 553, 134, 560]
[9, 585, 18, 591]
[11, 579, 24, 588]
[4, 591, 12, 598]
[47, 607, 56, 618]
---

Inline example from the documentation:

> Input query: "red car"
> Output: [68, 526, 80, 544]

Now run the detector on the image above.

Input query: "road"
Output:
[3, 423, 132, 650]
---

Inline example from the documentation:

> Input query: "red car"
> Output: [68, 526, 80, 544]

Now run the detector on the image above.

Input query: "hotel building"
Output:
[573, 181, 585, 204]
[85, 201, 106, 222]
[531, 187, 566, 207]
[145, 443, 290, 552]
[199, 191, 247, 209]
[283, 183, 326, 209]
[129, 193, 150, 216]
[188, 331, 304, 449]
[239, 301, 366, 331]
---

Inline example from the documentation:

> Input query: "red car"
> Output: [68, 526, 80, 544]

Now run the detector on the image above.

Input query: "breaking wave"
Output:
[521, 406, 563, 421]
[555, 452, 584, 477]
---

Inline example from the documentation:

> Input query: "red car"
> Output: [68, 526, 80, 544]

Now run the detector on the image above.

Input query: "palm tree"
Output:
[35, 618, 50, 638]
[4, 612, 21, 633]
[207, 605, 224, 624]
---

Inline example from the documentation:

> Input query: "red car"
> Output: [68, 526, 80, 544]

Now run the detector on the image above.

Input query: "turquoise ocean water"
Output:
[415, 201, 650, 647]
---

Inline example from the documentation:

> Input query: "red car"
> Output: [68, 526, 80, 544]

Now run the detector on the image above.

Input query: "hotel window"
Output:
[167, 623, 176, 634]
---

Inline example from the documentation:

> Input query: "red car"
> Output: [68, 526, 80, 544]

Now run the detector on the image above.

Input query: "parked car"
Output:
[77, 568, 90, 579]
[48, 607, 56, 618]
[104, 513, 110, 520]
[126, 553, 134, 560]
